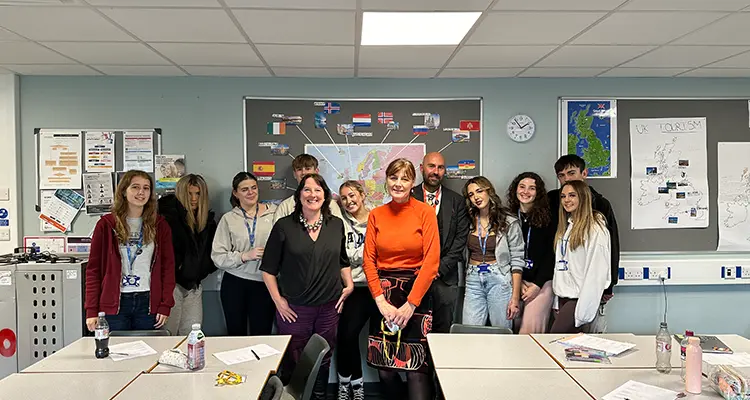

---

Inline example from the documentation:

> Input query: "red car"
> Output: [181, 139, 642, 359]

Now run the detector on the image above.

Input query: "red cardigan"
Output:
[84, 214, 176, 319]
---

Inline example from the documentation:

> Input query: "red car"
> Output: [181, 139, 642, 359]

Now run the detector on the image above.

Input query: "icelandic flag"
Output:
[323, 102, 341, 114]
[377, 112, 393, 124]
[352, 113, 371, 127]
[413, 125, 429, 135]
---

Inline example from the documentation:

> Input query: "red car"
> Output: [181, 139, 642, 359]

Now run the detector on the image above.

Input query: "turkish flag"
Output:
[459, 120, 480, 131]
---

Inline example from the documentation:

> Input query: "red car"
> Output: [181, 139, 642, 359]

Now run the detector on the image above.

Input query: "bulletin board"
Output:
[243, 97, 482, 205]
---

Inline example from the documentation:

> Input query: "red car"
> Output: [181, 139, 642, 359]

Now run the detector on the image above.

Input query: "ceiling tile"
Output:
[226, 0, 356, 9]
[42, 42, 168, 65]
[537, 45, 655, 67]
[362, 0, 492, 11]
[679, 68, 750, 77]
[101, 8, 245, 42]
[467, 12, 605, 45]
[234, 10, 354, 45]
[573, 12, 725, 45]
[150, 43, 262, 66]
[0, 42, 73, 64]
[622, 46, 749, 67]
[256, 45, 353, 67]
[183, 66, 270, 76]
[438, 68, 523, 78]
[674, 13, 750, 45]
[0, 7, 133, 41]
[448, 46, 555, 68]
[599, 67, 690, 77]
[273, 67, 353, 77]
[493, 0, 625, 11]
[519, 67, 607, 77]
[621, 0, 750, 11]
[358, 68, 438, 78]
[87, 0, 221, 6]
[708, 50, 750, 67]
[94, 65, 186, 76]
[359, 46, 454, 68]
[0, 27, 25, 41]
[0, 64, 100, 75]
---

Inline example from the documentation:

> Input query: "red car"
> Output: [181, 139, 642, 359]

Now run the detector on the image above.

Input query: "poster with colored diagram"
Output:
[561, 99, 617, 178]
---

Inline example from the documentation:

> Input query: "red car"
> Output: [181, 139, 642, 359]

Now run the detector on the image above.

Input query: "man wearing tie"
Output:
[412, 152, 470, 333]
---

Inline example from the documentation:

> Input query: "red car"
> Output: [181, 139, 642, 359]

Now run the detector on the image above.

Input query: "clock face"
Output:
[507, 114, 535, 143]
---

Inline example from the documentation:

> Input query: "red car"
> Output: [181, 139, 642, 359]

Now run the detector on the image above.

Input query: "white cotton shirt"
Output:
[553, 216, 611, 328]
[342, 211, 367, 284]
[119, 217, 154, 293]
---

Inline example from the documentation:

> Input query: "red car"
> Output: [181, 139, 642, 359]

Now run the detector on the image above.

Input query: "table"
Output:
[114, 371, 269, 400]
[0, 371, 138, 400]
[150, 335, 290, 374]
[427, 333, 560, 369]
[568, 368, 722, 399]
[436, 369, 592, 400]
[709, 334, 750, 352]
[22, 336, 183, 373]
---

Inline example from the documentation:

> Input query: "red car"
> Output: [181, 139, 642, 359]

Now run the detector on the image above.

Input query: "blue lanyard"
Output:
[125, 227, 143, 275]
[518, 210, 532, 260]
[241, 204, 259, 248]
[560, 226, 570, 261]
[477, 216, 490, 261]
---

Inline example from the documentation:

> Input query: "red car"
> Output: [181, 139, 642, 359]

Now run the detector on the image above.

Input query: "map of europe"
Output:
[305, 144, 426, 207]
[566, 100, 615, 177]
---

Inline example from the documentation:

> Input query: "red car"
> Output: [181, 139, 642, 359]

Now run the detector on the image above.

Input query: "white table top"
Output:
[22, 336, 183, 373]
[114, 371, 270, 400]
[437, 369, 592, 400]
[0, 371, 138, 400]
[427, 333, 560, 369]
[568, 368, 722, 399]
[150, 335, 290, 374]
[707, 334, 750, 352]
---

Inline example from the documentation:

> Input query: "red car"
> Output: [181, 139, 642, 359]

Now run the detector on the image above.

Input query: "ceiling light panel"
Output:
[361, 12, 481, 46]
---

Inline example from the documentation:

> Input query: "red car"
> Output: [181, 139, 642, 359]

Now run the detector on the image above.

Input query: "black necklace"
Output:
[299, 213, 323, 231]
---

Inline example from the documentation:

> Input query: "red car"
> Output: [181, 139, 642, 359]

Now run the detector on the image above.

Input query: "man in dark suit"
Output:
[413, 152, 470, 333]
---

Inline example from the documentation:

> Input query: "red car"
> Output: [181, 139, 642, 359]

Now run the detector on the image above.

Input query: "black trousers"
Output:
[549, 298, 583, 334]
[430, 279, 458, 333]
[335, 286, 377, 380]
[220, 272, 275, 336]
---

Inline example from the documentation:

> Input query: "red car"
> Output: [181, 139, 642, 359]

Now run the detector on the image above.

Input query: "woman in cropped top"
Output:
[462, 176, 524, 330]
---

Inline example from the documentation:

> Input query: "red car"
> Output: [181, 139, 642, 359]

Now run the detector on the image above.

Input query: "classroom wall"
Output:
[18, 76, 750, 341]
[0, 75, 20, 254]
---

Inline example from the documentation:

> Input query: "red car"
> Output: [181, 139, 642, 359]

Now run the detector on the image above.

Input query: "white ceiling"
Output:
[1, 0, 750, 78]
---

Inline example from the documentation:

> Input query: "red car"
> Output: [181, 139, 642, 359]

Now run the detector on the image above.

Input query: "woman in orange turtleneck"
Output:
[363, 158, 440, 400]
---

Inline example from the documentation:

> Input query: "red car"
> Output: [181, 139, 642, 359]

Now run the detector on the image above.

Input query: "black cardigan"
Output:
[518, 212, 556, 289]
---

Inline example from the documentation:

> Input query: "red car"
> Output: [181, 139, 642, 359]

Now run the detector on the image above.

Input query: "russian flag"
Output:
[352, 113, 371, 127]
[413, 125, 429, 135]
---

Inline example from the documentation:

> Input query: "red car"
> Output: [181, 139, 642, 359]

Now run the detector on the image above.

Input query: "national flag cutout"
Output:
[378, 112, 393, 124]
[324, 102, 341, 114]
[253, 161, 275, 176]
[458, 159, 476, 169]
[459, 120, 480, 131]
[413, 125, 429, 135]
[267, 122, 286, 135]
[352, 113, 372, 127]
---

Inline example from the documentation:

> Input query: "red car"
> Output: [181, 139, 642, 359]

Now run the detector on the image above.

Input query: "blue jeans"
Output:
[106, 292, 156, 331]
[462, 264, 512, 329]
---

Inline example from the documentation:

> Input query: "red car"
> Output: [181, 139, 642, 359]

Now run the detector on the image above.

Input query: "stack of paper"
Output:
[109, 341, 157, 362]
[703, 352, 750, 368]
[557, 334, 636, 356]
[213, 344, 282, 366]
[603, 380, 679, 400]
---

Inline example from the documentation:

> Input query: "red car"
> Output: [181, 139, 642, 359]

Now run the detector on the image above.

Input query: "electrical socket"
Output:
[624, 267, 644, 280]
[648, 266, 669, 280]
[740, 266, 750, 279]
[724, 266, 735, 279]
[0, 229, 8, 241]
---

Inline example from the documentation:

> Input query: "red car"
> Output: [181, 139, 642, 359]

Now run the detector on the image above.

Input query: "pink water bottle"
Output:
[685, 336, 702, 394]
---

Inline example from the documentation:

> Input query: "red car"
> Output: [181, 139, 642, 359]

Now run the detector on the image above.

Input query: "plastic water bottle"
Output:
[94, 312, 110, 359]
[680, 330, 694, 381]
[187, 323, 205, 370]
[656, 322, 672, 373]
[685, 337, 703, 394]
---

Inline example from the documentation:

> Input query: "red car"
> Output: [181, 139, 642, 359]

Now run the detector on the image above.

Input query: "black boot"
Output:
[313, 366, 329, 400]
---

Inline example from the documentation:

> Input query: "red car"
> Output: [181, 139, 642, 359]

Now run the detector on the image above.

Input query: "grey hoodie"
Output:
[211, 203, 277, 282]
[342, 211, 367, 284]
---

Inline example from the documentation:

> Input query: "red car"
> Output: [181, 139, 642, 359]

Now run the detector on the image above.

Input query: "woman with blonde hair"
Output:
[551, 180, 611, 333]
[85, 170, 176, 332]
[158, 174, 218, 335]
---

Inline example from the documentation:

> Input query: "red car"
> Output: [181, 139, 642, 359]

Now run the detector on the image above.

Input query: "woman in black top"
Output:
[157, 174, 217, 335]
[506, 172, 556, 334]
[260, 174, 354, 400]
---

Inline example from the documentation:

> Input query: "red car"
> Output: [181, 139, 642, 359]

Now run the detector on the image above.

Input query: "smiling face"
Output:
[420, 152, 446, 189]
[233, 178, 258, 209]
[188, 184, 200, 211]
[125, 176, 151, 208]
[387, 169, 414, 203]
[300, 177, 324, 213]
[466, 183, 490, 210]
[560, 184, 580, 213]
[340, 185, 364, 216]
[516, 177, 537, 206]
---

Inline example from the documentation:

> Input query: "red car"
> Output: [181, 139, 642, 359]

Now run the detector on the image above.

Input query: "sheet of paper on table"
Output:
[109, 341, 158, 362]
[558, 334, 637, 356]
[703, 352, 750, 367]
[602, 380, 679, 400]
[213, 344, 281, 366]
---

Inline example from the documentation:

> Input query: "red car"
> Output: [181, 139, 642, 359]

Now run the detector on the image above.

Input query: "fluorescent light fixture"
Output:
[361, 12, 481, 46]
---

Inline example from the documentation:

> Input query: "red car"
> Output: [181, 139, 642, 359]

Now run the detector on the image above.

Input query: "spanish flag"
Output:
[253, 161, 275, 176]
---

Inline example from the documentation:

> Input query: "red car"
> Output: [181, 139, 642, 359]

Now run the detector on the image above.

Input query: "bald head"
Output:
[421, 152, 446, 191]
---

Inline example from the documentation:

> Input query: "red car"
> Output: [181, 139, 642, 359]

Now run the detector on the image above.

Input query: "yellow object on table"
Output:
[215, 370, 246, 386]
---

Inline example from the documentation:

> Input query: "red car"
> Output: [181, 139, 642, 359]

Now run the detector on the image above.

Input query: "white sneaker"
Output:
[337, 382, 351, 400]
[352, 383, 364, 400]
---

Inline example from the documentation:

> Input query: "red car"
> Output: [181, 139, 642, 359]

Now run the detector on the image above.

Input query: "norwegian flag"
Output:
[377, 112, 393, 124]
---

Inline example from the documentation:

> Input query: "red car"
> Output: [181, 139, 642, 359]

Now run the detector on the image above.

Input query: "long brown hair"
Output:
[113, 170, 157, 244]
[175, 174, 210, 233]
[462, 176, 509, 235]
[554, 180, 605, 250]
[506, 172, 551, 228]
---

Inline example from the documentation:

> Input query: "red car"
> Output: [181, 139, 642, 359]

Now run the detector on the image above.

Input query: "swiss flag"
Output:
[459, 120, 480, 131]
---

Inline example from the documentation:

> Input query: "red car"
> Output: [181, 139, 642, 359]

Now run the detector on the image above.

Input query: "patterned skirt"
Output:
[366, 268, 433, 373]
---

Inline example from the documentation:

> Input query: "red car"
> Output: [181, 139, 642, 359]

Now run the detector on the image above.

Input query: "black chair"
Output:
[260, 375, 284, 400]
[283, 333, 330, 400]
[109, 329, 171, 337]
[449, 323, 512, 335]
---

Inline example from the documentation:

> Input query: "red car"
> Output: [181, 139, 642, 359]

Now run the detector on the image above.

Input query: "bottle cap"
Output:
[686, 330, 694, 336]
[688, 337, 700, 345]
[660, 322, 668, 328]
[98, 311, 105, 317]
[192, 323, 201, 330]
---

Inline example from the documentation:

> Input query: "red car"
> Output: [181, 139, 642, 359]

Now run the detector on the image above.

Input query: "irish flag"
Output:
[253, 161, 275, 176]
[267, 122, 286, 135]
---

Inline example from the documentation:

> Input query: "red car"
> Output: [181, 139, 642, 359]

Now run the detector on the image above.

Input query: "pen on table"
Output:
[110, 352, 129, 356]
[251, 350, 260, 360]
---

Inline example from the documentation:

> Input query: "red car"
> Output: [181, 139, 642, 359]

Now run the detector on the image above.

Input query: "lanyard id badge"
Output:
[477, 216, 491, 274]
[122, 227, 144, 287]
[241, 204, 259, 248]
[557, 238, 569, 271]
[518, 210, 534, 270]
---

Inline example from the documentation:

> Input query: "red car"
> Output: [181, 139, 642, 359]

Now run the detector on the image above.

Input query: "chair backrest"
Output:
[260, 375, 284, 400]
[285, 334, 330, 400]
[109, 329, 171, 337]
[449, 323, 512, 335]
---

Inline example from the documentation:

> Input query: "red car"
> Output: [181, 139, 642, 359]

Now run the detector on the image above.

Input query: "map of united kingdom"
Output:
[566, 101, 614, 177]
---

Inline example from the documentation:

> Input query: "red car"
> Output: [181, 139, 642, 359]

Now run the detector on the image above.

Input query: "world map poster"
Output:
[562, 99, 617, 178]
